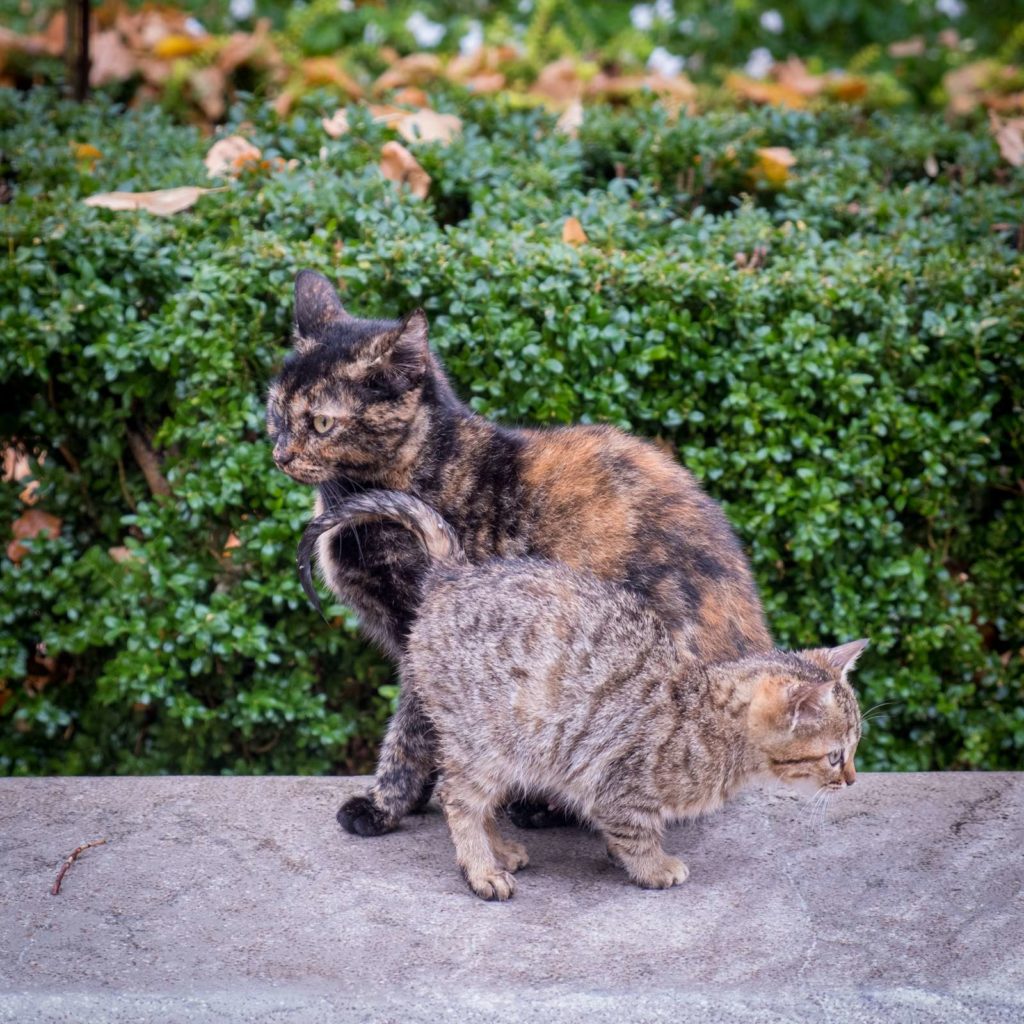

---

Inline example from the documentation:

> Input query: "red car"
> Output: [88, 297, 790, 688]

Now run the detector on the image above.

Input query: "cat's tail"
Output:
[297, 490, 466, 616]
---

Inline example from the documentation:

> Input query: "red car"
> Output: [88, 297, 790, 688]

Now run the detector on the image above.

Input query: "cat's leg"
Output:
[337, 688, 437, 837]
[438, 775, 518, 901]
[591, 808, 689, 890]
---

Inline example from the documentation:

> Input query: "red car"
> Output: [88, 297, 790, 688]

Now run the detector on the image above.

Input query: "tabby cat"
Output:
[267, 270, 771, 837]
[300, 491, 866, 900]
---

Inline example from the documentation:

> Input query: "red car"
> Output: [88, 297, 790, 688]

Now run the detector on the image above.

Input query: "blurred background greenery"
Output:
[2, 1, 1022, 776]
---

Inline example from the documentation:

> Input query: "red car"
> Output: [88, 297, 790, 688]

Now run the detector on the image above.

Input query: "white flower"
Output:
[760, 10, 784, 34]
[677, 17, 696, 36]
[338, 0, 355, 11]
[654, 0, 675, 20]
[184, 16, 206, 38]
[936, 0, 966, 18]
[744, 47, 774, 80]
[460, 20, 484, 57]
[630, 5, 655, 31]
[517, 0, 534, 12]
[363, 22, 383, 44]
[647, 46, 685, 77]
[229, 0, 254, 21]
[406, 11, 446, 49]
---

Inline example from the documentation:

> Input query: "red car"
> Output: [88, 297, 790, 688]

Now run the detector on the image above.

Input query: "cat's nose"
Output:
[274, 448, 296, 466]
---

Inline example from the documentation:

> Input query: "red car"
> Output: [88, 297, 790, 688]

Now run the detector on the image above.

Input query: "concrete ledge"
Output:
[1, 774, 1022, 1023]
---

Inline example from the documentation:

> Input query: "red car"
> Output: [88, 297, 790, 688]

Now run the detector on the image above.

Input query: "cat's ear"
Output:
[293, 270, 350, 350]
[363, 309, 429, 391]
[805, 638, 869, 683]
[783, 679, 835, 731]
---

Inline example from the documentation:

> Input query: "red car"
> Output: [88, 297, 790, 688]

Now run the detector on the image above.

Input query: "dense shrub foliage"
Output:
[1, 86, 1022, 775]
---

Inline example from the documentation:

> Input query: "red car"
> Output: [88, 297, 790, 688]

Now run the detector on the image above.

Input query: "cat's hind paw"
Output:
[493, 838, 530, 873]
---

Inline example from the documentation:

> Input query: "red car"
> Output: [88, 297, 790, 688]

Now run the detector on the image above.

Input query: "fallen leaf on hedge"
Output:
[991, 114, 1024, 167]
[322, 109, 350, 138]
[373, 53, 443, 95]
[73, 142, 103, 169]
[152, 34, 206, 60]
[754, 147, 797, 186]
[89, 30, 137, 87]
[393, 86, 430, 108]
[773, 58, 823, 98]
[829, 76, 869, 102]
[532, 58, 582, 105]
[727, 73, 807, 110]
[396, 109, 462, 145]
[222, 533, 241, 558]
[888, 37, 926, 58]
[379, 141, 431, 198]
[205, 136, 261, 177]
[944, 60, 1000, 116]
[7, 509, 61, 563]
[301, 57, 363, 98]
[446, 45, 518, 84]
[189, 65, 227, 122]
[464, 72, 506, 94]
[84, 187, 218, 216]
[562, 216, 588, 245]
[108, 545, 139, 564]
[555, 100, 583, 137]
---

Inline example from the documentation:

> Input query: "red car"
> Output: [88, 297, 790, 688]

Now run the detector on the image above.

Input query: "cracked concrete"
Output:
[1, 774, 1022, 1023]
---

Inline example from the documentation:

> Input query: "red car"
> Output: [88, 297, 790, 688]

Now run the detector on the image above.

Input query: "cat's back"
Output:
[517, 423, 771, 662]
[407, 557, 674, 710]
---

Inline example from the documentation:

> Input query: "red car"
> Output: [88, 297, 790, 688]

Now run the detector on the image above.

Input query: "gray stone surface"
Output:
[0, 774, 1021, 1023]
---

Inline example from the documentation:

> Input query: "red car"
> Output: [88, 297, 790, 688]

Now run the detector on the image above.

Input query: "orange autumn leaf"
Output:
[7, 509, 61, 563]
[727, 73, 807, 110]
[379, 141, 431, 199]
[555, 99, 583, 138]
[152, 34, 206, 60]
[464, 72, 506, 94]
[301, 57, 363, 99]
[562, 216, 588, 245]
[532, 58, 582, 106]
[393, 86, 430, 108]
[84, 186, 220, 217]
[205, 135, 261, 178]
[222, 533, 242, 558]
[89, 29, 137, 87]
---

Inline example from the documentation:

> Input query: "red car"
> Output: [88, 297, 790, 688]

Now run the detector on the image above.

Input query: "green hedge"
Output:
[2, 87, 1022, 774]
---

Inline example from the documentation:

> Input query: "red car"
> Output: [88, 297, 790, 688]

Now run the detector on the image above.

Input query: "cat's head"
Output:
[744, 639, 868, 792]
[266, 271, 434, 486]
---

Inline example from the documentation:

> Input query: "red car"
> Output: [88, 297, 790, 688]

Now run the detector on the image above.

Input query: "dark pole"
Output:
[66, 0, 90, 101]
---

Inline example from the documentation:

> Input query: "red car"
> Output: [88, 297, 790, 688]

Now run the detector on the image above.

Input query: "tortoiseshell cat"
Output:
[300, 491, 866, 900]
[268, 270, 771, 837]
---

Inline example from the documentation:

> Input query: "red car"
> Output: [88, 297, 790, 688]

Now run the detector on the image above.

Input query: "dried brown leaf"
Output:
[7, 509, 61, 563]
[754, 147, 797, 186]
[89, 30, 137, 87]
[726, 73, 807, 110]
[396, 109, 462, 145]
[888, 37, 926, 58]
[991, 113, 1024, 167]
[302, 57, 364, 99]
[532, 58, 582, 105]
[205, 136, 262, 178]
[189, 65, 227, 122]
[555, 99, 583, 138]
[84, 186, 218, 217]
[379, 141, 431, 199]
[373, 53, 443, 96]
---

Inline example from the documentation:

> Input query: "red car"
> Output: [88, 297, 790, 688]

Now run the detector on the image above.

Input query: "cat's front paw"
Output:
[337, 794, 395, 837]
[633, 856, 690, 890]
[465, 868, 517, 901]
[493, 838, 530, 873]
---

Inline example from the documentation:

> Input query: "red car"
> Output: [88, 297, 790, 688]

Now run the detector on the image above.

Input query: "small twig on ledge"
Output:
[50, 838, 107, 896]
[125, 429, 171, 498]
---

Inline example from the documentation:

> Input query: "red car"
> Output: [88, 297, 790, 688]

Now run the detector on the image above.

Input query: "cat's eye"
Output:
[827, 750, 843, 767]
[312, 414, 334, 434]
